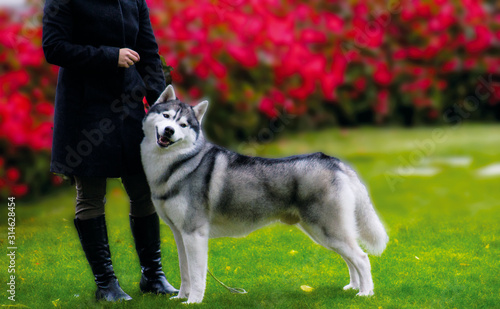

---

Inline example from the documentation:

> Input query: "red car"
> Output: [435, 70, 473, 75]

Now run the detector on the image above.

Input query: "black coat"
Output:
[42, 0, 165, 177]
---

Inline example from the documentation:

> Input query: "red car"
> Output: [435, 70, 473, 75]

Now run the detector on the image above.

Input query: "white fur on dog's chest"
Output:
[141, 148, 189, 227]
[152, 194, 189, 230]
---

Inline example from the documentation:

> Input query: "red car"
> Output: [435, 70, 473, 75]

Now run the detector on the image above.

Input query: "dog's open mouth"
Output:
[156, 127, 176, 148]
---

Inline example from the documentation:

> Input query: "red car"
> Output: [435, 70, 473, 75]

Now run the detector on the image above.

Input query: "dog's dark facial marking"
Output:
[148, 100, 201, 139]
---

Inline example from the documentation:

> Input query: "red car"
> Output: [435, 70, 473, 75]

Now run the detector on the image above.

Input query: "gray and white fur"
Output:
[141, 85, 389, 304]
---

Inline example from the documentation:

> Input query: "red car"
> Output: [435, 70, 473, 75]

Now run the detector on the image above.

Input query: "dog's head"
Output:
[143, 85, 208, 151]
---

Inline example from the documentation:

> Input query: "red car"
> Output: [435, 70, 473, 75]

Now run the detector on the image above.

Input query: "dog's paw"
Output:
[170, 295, 188, 301]
[343, 284, 359, 290]
[182, 296, 203, 304]
[356, 290, 374, 297]
[182, 300, 202, 305]
[170, 290, 189, 300]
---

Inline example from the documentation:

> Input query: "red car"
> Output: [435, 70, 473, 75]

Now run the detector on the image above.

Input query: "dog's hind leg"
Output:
[343, 259, 360, 291]
[300, 220, 374, 296]
[337, 243, 372, 295]
[334, 242, 373, 296]
[169, 224, 190, 300]
[182, 225, 209, 304]
[298, 185, 374, 296]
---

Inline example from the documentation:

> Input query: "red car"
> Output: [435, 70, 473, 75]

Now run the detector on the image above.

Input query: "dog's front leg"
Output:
[182, 225, 209, 304]
[169, 224, 190, 300]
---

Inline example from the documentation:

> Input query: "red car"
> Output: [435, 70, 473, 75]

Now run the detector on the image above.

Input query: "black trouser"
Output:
[74, 173, 156, 220]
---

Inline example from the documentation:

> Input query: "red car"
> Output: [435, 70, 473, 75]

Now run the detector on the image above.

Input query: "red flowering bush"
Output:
[0, 0, 499, 197]
[149, 0, 500, 138]
[0, 7, 62, 198]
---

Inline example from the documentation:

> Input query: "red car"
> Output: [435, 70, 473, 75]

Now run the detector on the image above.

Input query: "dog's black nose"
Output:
[164, 126, 175, 137]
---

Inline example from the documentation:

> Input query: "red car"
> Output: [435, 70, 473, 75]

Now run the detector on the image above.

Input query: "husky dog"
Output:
[141, 85, 389, 304]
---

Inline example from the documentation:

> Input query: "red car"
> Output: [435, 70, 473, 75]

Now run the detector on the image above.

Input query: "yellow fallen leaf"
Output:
[52, 298, 60, 307]
[225, 266, 231, 271]
[485, 244, 489, 249]
[300, 285, 314, 292]
[289, 250, 298, 255]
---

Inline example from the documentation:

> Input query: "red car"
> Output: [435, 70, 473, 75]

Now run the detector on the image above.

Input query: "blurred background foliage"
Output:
[0, 0, 500, 198]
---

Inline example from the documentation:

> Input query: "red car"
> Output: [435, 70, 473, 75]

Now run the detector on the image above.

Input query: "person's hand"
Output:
[118, 48, 140, 68]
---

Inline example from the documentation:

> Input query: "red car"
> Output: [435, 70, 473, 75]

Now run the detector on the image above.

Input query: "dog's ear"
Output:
[193, 100, 209, 124]
[156, 85, 176, 104]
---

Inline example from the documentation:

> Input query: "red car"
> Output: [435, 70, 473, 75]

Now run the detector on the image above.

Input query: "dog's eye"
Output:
[163, 113, 170, 119]
[180, 123, 187, 128]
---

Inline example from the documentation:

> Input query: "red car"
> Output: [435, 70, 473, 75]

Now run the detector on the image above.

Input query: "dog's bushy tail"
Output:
[343, 165, 389, 256]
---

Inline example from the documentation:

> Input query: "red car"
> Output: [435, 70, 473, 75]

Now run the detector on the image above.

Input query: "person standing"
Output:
[42, 0, 178, 301]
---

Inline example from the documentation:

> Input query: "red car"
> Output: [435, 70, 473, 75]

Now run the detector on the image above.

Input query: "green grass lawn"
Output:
[1, 124, 499, 308]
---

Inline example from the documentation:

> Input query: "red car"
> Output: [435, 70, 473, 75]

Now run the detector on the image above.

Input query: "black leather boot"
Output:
[74, 216, 132, 302]
[130, 213, 179, 295]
